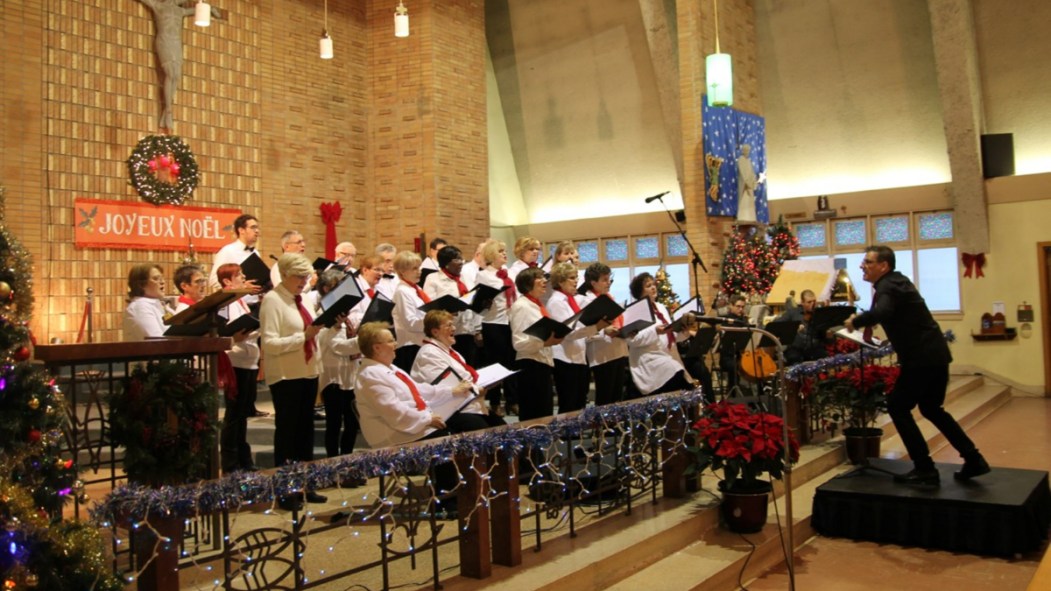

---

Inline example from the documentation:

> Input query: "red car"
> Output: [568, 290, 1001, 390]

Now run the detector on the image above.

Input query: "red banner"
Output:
[74, 198, 242, 253]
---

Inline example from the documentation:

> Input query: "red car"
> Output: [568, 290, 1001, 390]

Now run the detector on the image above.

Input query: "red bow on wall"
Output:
[319, 202, 343, 260]
[962, 252, 986, 278]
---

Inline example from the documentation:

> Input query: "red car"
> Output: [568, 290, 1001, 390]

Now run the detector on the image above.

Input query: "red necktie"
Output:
[525, 294, 549, 318]
[367, 288, 375, 299]
[404, 279, 431, 304]
[561, 290, 581, 314]
[496, 269, 516, 307]
[653, 305, 676, 349]
[293, 294, 316, 361]
[448, 347, 479, 382]
[394, 370, 427, 410]
[443, 269, 469, 296]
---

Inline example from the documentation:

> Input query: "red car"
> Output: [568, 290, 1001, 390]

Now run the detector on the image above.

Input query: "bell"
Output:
[830, 268, 857, 305]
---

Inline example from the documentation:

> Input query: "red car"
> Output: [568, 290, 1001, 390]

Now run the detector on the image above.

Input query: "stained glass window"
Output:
[665, 234, 689, 257]
[875, 216, 909, 243]
[918, 212, 954, 241]
[577, 240, 599, 263]
[834, 219, 867, 246]
[634, 236, 660, 259]
[796, 223, 827, 249]
[605, 239, 628, 262]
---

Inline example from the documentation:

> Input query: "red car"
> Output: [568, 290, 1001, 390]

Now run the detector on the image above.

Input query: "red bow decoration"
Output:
[962, 252, 986, 278]
[319, 202, 343, 260]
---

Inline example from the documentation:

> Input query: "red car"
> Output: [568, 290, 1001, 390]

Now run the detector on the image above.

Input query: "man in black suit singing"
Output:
[846, 245, 989, 486]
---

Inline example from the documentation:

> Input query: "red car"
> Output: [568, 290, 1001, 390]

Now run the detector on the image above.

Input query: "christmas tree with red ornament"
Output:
[720, 221, 800, 298]
[0, 187, 122, 590]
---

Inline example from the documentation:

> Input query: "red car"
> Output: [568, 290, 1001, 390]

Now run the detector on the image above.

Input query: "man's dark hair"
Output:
[866, 245, 896, 271]
[437, 245, 462, 269]
[233, 214, 257, 233]
[729, 293, 746, 306]
[173, 264, 203, 294]
[429, 237, 447, 251]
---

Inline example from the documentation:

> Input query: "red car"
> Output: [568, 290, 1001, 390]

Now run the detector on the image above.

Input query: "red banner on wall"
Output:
[73, 198, 242, 253]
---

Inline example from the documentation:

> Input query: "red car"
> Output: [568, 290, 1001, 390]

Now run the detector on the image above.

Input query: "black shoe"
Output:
[954, 455, 991, 481]
[305, 491, 328, 504]
[893, 467, 940, 486]
[278, 495, 304, 511]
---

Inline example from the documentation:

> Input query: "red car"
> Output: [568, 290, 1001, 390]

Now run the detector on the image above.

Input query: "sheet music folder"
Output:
[524, 317, 573, 341]
[313, 274, 364, 327]
[240, 252, 272, 291]
[809, 305, 856, 336]
[360, 293, 395, 325]
[419, 294, 471, 314]
[218, 314, 259, 338]
[566, 294, 624, 327]
[617, 299, 655, 338]
[462, 283, 507, 313]
[164, 289, 250, 337]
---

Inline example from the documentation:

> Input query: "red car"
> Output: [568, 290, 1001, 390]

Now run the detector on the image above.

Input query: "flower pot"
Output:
[718, 480, 772, 533]
[843, 427, 883, 465]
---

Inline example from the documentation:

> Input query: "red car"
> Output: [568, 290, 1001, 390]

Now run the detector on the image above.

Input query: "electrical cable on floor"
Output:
[768, 475, 796, 588]
[736, 532, 755, 591]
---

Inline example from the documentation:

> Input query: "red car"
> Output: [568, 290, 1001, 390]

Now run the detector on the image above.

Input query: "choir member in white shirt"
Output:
[547, 262, 607, 413]
[172, 264, 207, 313]
[354, 322, 473, 448]
[216, 263, 260, 472]
[374, 243, 399, 299]
[423, 245, 481, 366]
[459, 240, 489, 289]
[333, 241, 358, 271]
[208, 214, 264, 294]
[260, 253, 327, 508]
[506, 236, 541, 282]
[476, 240, 518, 414]
[580, 263, 629, 406]
[626, 272, 696, 396]
[269, 230, 309, 289]
[412, 310, 505, 431]
[420, 237, 446, 272]
[391, 250, 429, 372]
[510, 267, 564, 420]
[541, 240, 581, 303]
[314, 269, 363, 461]
[122, 263, 172, 341]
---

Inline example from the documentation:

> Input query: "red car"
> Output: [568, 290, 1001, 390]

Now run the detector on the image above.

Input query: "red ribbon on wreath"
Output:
[962, 252, 986, 278]
[319, 202, 343, 260]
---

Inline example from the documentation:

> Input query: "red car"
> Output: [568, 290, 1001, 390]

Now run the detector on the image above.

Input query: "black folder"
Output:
[218, 313, 259, 338]
[240, 252, 272, 291]
[419, 294, 471, 314]
[524, 317, 573, 341]
[313, 273, 364, 327]
[685, 326, 717, 357]
[163, 321, 212, 337]
[360, 293, 395, 325]
[666, 312, 696, 333]
[567, 294, 624, 327]
[463, 283, 508, 313]
[313, 257, 338, 273]
[808, 305, 856, 336]
[617, 299, 656, 338]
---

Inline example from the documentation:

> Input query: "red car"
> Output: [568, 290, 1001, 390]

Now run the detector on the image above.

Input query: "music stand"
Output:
[166, 288, 253, 337]
[684, 326, 716, 358]
[758, 320, 800, 348]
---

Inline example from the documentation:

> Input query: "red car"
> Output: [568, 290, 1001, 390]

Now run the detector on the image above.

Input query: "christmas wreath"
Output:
[106, 361, 218, 486]
[127, 135, 199, 206]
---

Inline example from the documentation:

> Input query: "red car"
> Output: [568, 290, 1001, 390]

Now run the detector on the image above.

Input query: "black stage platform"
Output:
[811, 458, 1051, 556]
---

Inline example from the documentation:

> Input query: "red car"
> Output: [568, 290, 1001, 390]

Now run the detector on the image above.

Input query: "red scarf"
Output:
[525, 294, 549, 318]
[178, 294, 197, 308]
[560, 290, 581, 314]
[495, 269, 516, 307]
[403, 279, 431, 303]
[652, 304, 676, 349]
[367, 288, 375, 299]
[393, 370, 427, 410]
[442, 269, 469, 296]
[293, 294, 316, 361]
[425, 340, 479, 382]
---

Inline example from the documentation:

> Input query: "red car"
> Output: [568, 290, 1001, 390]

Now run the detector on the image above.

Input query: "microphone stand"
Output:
[652, 194, 708, 312]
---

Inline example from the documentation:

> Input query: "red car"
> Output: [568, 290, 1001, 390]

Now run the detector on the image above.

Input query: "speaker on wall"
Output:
[674, 210, 686, 223]
[981, 133, 1015, 179]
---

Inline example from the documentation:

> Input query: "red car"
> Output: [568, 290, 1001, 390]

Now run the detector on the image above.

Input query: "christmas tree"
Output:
[0, 187, 123, 590]
[720, 225, 780, 297]
[654, 265, 681, 311]
[767, 215, 800, 266]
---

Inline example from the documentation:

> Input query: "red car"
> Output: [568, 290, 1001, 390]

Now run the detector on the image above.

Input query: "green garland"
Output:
[126, 135, 199, 206]
[107, 361, 218, 487]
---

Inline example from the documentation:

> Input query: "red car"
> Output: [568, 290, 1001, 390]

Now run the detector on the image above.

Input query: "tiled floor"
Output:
[748, 396, 1050, 591]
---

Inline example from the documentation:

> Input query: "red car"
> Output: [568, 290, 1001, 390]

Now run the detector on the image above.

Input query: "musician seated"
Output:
[775, 289, 828, 365]
[717, 294, 749, 393]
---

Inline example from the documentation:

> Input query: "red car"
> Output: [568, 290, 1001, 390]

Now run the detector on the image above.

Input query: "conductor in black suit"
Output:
[846, 245, 989, 486]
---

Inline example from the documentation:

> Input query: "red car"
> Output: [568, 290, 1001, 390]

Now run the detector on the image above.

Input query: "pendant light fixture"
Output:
[706, 0, 733, 107]
[194, 1, 211, 27]
[320, 0, 333, 59]
[395, 0, 410, 38]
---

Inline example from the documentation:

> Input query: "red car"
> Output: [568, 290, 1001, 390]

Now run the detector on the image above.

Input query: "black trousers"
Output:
[888, 364, 978, 470]
[517, 359, 554, 421]
[683, 356, 715, 403]
[481, 323, 519, 406]
[221, 366, 257, 472]
[270, 377, 318, 467]
[394, 344, 420, 373]
[321, 383, 359, 458]
[554, 360, 590, 413]
[650, 370, 694, 396]
[592, 357, 628, 406]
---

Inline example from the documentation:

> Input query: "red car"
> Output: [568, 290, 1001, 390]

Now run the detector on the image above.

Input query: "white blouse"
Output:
[411, 340, 487, 416]
[355, 358, 457, 448]
[627, 300, 689, 395]
[546, 290, 598, 365]
[222, 297, 260, 370]
[423, 271, 479, 336]
[510, 296, 553, 366]
[317, 324, 360, 390]
[581, 291, 628, 367]
[476, 267, 511, 325]
[392, 279, 427, 349]
[122, 297, 169, 341]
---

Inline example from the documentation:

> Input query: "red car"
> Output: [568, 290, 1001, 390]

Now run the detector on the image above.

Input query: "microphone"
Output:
[269, 254, 279, 262]
[644, 191, 670, 204]
[695, 315, 748, 326]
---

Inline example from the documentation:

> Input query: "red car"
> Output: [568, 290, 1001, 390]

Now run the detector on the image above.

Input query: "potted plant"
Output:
[690, 401, 800, 533]
[805, 362, 900, 463]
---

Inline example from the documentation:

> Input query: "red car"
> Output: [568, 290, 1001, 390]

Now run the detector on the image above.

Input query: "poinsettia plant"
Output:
[689, 401, 800, 492]
[803, 363, 900, 432]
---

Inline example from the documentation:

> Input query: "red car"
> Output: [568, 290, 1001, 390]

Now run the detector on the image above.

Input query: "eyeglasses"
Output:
[861, 258, 879, 266]
[192, 279, 208, 285]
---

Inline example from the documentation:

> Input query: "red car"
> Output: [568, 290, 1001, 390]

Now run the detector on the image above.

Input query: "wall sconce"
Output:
[395, 0, 410, 38]
[320, 0, 333, 59]
[706, 0, 733, 107]
[194, 1, 211, 27]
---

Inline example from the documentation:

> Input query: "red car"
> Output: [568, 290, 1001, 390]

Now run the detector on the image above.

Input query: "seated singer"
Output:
[626, 272, 694, 396]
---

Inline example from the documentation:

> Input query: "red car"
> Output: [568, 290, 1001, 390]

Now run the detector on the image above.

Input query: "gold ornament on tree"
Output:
[0, 281, 11, 300]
